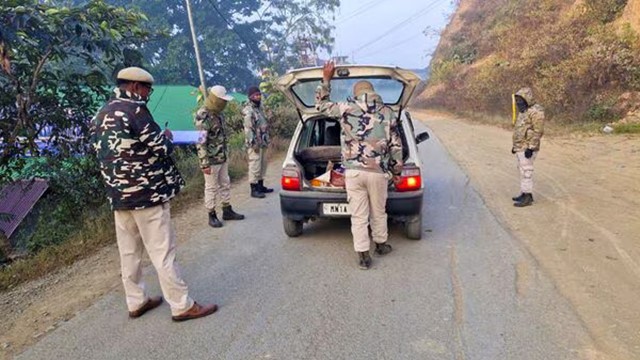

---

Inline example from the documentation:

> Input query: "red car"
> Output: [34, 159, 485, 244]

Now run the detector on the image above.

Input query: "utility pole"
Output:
[185, 0, 208, 96]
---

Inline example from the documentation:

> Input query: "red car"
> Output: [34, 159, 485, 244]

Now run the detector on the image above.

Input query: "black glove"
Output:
[524, 149, 534, 159]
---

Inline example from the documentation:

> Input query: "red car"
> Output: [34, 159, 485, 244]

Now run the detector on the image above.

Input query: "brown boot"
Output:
[171, 302, 218, 322]
[128, 296, 163, 318]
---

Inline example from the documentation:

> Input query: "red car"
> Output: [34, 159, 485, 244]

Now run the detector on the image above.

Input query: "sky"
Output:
[325, 0, 456, 70]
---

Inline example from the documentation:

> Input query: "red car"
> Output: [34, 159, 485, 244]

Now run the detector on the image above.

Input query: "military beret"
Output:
[117, 67, 154, 84]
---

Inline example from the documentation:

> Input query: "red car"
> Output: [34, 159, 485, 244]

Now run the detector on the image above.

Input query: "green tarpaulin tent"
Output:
[148, 85, 247, 131]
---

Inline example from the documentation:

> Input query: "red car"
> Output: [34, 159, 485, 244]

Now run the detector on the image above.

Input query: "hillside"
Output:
[417, 0, 640, 127]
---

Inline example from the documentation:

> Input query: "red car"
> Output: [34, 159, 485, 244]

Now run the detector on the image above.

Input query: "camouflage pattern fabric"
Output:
[315, 82, 403, 175]
[242, 101, 270, 149]
[512, 87, 545, 152]
[194, 107, 227, 167]
[91, 88, 185, 211]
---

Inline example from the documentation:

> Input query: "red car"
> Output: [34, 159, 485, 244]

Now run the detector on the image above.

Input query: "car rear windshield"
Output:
[291, 78, 405, 108]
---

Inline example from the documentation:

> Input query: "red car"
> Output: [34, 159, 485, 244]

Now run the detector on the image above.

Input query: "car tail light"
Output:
[395, 167, 421, 192]
[281, 166, 301, 191]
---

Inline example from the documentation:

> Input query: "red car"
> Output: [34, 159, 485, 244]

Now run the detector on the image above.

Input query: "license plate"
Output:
[323, 203, 350, 216]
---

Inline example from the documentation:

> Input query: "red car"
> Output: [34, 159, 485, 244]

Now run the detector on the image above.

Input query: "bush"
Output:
[584, 0, 627, 23]
[614, 123, 640, 133]
[1, 155, 105, 253]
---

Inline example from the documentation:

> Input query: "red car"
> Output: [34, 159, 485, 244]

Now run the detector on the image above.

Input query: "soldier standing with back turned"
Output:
[315, 61, 403, 270]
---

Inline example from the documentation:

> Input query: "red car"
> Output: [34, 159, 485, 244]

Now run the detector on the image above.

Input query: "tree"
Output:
[104, 0, 267, 90]
[258, 0, 340, 74]
[91, 0, 339, 88]
[0, 0, 150, 168]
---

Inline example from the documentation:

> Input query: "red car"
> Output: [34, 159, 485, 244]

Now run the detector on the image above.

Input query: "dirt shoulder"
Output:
[0, 156, 284, 359]
[413, 109, 640, 360]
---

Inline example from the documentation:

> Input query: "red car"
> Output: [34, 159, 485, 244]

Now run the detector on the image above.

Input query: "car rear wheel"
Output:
[405, 214, 422, 240]
[283, 217, 303, 237]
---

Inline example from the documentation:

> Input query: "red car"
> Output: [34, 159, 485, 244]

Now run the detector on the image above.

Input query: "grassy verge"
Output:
[0, 139, 288, 292]
[614, 123, 640, 134]
[417, 106, 640, 137]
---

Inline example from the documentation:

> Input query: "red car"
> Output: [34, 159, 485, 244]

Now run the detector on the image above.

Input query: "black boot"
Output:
[374, 242, 393, 256]
[250, 183, 265, 199]
[258, 180, 274, 193]
[512, 193, 525, 202]
[222, 204, 245, 220]
[514, 193, 534, 207]
[208, 211, 223, 228]
[358, 251, 372, 270]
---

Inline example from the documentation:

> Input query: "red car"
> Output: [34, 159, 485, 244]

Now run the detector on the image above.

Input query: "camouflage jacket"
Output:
[91, 88, 185, 211]
[194, 107, 227, 167]
[242, 101, 270, 149]
[315, 81, 403, 175]
[512, 88, 545, 152]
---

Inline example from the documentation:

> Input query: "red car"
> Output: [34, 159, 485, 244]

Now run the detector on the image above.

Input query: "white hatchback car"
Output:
[275, 65, 429, 239]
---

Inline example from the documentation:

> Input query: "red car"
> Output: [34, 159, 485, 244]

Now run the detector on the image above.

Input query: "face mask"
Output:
[205, 94, 227, 114]
[251, 99, 261, 107]
[515, 96, 528, 113]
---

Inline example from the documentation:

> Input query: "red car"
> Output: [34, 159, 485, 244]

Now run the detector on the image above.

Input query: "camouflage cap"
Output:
[117, 67, 154, 84]
[353, 80, 375, 98]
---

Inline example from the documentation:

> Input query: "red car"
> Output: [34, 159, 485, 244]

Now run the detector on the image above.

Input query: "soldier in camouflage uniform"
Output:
[316, 61, 403, 270]
[92, 67, 217, 321]
[511, 87, 545, 207]
[243, 86, 273, 198]
[194, 85, 245, 227]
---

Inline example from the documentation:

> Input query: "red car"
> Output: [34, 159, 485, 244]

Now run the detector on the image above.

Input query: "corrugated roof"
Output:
[0, 179, 49, 240]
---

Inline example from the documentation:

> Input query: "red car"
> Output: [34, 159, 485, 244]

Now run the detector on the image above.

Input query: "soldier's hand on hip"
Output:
[524, 149, 534, 159]
[202, 167, 212, 175]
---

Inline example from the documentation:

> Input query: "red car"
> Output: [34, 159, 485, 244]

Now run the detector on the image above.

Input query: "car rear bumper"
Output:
[280, 189, 424, 221]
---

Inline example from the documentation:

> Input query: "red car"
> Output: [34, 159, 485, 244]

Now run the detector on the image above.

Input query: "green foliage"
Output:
[98, 0, 339, 88]
[428, 59, 461, 85]
[258, 0, 340, 73]
[0, 0, 151, 166]
[4, 155, 105, 253]
[613, 123, 640, 133]
[223, 101, 246, 135]
[586, 103, 614, 122]
[103, 0, 265, 89]
[268, 104, 299, 139]
[584, 0, 627, 23]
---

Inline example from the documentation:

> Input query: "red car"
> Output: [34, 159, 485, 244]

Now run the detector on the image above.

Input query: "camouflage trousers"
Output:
[247, 147, 267, 184]
[516, 151, 538, 193]
[345, 169, 389, 252]
[114, 202, 194, 316]
[204, 162, 231, 211]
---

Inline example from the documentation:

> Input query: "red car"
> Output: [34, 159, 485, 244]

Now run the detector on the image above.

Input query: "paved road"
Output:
[18, 121, 595, 360]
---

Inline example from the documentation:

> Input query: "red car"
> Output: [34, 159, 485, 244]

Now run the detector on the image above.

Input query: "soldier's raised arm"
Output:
[315, 61, 344, 118]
